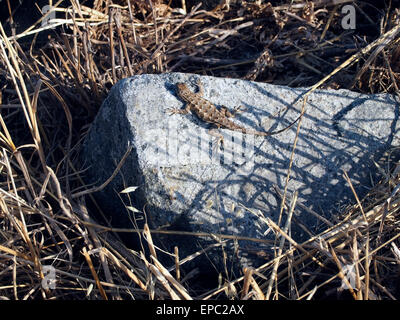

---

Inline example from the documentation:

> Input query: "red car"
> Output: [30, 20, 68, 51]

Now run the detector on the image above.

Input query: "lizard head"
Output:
[176, 83, 190, 99]
[176, 83, 186, 91]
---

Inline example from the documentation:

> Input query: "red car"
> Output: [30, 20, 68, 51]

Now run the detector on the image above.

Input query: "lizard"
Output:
[168, 80, 301, 138]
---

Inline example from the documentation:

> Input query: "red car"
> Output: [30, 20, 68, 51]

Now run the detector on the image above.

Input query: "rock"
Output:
[81, 73, 400, 274]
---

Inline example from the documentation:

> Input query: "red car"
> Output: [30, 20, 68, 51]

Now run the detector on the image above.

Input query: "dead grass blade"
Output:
[0, 0, 399, 300]
[82, 247, 108, 300]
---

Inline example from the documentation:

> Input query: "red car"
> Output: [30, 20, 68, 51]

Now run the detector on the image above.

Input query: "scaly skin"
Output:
[169, 80, 299, 136]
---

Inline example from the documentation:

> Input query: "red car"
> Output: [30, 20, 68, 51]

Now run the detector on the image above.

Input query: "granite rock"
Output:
[82, 73, 400, 273]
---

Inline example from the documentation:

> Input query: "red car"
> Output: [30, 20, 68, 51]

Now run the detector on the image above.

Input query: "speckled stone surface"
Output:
[82, 73, 400, 273]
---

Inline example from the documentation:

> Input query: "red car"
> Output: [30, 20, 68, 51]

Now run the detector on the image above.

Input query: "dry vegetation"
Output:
[0, 0, 400, 300]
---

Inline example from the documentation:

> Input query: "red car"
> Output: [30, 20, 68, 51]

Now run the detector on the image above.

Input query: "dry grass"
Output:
[0, 0, 399, 300]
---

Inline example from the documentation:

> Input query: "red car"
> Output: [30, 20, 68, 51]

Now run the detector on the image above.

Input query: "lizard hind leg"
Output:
[208, 128, 224, 155]
[233, 104, 247, 114]
[220, 105, 246, 118]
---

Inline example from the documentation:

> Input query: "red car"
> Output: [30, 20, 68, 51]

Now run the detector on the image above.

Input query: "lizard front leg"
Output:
[166, 105, 191, 115]
[195, 79, 204, 96]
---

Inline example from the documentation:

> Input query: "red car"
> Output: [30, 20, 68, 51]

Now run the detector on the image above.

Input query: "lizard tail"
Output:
[262, 111, 304, 136]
